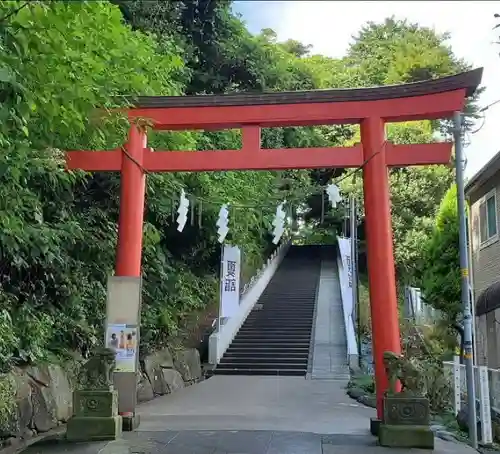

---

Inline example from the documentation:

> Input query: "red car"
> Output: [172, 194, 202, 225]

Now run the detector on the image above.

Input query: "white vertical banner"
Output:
[220, 244, 241, 318]
[337, 237, 353, 318]
[337, 236, 357, 357]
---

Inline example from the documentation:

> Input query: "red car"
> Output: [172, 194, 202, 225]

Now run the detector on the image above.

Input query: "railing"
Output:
[208, 240, 291, 365]
[443, 357, 496, 444]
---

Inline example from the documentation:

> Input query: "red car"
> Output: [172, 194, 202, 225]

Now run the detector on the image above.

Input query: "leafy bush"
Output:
[348, 373, 375, 394]
[402, 322, 454, 413]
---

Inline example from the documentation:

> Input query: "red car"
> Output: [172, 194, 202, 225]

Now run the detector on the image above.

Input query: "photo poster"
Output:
[105, 323, 138, 373]
[220, 244, 241, 318]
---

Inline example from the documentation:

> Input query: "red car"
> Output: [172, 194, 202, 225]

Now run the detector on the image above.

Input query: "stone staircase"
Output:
[213, 245, 321, 376]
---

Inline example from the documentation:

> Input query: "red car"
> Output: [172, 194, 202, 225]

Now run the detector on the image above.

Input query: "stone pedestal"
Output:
[66, 389, 122, 442]
[66, 348, 123, 442]
[378, 395, 434, 449]
[379, 424, 434, 449]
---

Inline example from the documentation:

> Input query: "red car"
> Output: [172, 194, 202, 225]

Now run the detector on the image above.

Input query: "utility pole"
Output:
[465, 210, 477, 364]
[453, 111, 477, 449]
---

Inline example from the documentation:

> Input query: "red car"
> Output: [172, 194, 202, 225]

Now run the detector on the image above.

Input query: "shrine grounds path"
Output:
[24, 375, 480, 454]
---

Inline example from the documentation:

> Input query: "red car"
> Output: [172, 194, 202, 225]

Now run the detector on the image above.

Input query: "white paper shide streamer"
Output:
[326, 183, 342, 208]
[272, 201, 286, 244]
[217, 204, 230, 243]
[176, 189, 190, 232]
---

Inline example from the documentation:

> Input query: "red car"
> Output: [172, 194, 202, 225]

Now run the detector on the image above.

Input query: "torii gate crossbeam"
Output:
[66, 68, 483, 424]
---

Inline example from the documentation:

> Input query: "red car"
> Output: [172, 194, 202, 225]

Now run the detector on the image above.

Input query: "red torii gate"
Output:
[67, 68, 482, 422]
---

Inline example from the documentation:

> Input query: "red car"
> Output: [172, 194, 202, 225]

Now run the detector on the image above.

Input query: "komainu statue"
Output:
[78, 347, 116, 390]
[383, 351, 425, 396]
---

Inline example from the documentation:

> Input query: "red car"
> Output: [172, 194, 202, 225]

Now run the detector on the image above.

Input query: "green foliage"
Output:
[0, 375, 15, 428]
[346, 17, 465, 86]
[0, 0, 306, 366]
[305, 18, 474, 261]
[348, 373, 375, 394]
[401, 323, 454, 413]
[417, 185, 461, 324]
[357, 277, 372, 336]
[0, 0, 195, 366]
[0, 0, 479, 370]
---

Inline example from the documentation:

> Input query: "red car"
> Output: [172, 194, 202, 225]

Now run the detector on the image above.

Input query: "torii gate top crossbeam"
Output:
[67, 68, 482, 173]
[126, 69, 482, 130]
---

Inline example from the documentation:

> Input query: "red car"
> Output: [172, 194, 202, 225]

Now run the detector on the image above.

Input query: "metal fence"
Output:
[443, 357, 495, 443]
[403, 286, 441, 325]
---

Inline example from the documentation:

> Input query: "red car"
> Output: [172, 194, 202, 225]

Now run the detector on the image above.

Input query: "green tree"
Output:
[346, 17, 463, 86]
[417, 185, 462, 352]
[0, 0, 190, 364]
[336, 18, 477, 281]
[0, 1, 481, 370]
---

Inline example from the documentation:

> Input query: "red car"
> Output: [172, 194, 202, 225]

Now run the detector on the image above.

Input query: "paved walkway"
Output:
[24, 375, 481, 453]
[135, 375, 368, 434]
[309, 259, 350, 380]
[21, 259, 482, 453]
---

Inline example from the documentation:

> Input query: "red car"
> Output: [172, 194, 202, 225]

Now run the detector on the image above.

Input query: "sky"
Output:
[233, 1, 500, 180]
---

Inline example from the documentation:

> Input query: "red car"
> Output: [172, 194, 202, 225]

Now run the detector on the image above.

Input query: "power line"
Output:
[467, 98, 500, 136]
[118, 145, 384, 211]
[479, 99, 500, 113]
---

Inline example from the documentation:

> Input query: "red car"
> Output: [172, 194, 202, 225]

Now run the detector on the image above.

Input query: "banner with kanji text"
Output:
[220, 245, 241, 318]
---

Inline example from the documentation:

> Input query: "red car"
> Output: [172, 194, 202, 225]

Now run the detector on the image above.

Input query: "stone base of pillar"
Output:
[122, 414, 141, 431]
[370, 417, 381, 436]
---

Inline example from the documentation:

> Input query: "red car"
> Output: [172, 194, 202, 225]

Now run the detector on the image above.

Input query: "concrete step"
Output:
[238, 328, 312, 333]
[246, 314, 315, 318]
[224, 351, 309, 358]
[212, 368, 306, 376]
[226, 346, 310, 353]
[235, 332, 311, 341]
[230, 340, 310, 346]
[217, 362, 306, 369]
[220, 357, 308, 365]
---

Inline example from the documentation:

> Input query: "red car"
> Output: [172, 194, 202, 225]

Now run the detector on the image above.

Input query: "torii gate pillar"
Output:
[361, 117, 401, 424]
[106, 125, 147, 431]
[116, 125, 147, 276]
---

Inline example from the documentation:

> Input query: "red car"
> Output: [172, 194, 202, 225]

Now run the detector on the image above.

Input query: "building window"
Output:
[479, 190, 497, 244]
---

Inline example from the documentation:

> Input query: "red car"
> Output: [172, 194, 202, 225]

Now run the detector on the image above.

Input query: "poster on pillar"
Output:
[337, 237, 354, 320]
[220, 245, 241, 318]
[106, 323, 138, 373]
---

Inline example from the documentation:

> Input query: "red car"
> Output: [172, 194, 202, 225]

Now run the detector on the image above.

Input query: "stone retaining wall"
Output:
[0, 347, 202, 450]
